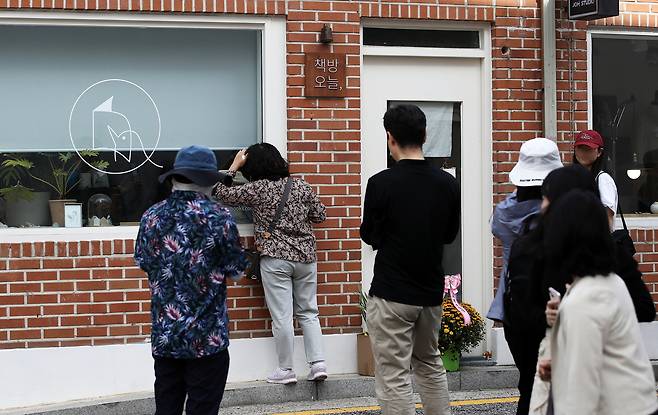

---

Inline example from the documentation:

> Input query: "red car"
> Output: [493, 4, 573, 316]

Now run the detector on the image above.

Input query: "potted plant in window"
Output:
[0, 156, 51, 227]
[356, 291, 375, 376]
[2, 152, 108, 226]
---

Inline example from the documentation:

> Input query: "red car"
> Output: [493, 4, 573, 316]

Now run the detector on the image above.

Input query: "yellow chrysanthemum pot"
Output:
[441, 348, 460, 372]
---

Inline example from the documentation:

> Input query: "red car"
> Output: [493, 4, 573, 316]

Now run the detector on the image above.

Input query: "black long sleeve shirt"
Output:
[360, 159, 460, 306]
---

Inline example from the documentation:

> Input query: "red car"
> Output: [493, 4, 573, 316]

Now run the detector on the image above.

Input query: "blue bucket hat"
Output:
[158, 145, 223, 187]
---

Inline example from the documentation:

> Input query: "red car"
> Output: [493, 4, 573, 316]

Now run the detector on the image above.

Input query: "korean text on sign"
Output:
[314, 57, 340, 90]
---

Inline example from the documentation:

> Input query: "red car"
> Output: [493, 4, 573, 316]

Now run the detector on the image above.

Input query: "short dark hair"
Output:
[541, 164, 599, 206]
[543, 189, 615, 281]
[516, 186, 542, 202]
[383, 105, 426, 149]
[240, 143, 290, 182]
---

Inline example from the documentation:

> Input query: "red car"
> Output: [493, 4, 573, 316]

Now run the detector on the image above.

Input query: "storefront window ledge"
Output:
[0, 223, 255, 243]
[616, 215, 658, 230]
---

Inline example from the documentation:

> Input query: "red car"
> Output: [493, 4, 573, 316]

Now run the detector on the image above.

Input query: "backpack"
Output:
[502, 214, 548, 336]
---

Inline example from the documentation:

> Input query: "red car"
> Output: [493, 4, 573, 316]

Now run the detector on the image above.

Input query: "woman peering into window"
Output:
[213, 143, 328, 385]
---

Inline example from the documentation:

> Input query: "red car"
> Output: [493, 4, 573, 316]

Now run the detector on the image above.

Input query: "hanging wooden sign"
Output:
[304, 53, 347, 98]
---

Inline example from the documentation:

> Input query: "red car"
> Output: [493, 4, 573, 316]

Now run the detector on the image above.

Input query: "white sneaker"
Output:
[266, 368, 297, 384]
[307, 361, 328, 381]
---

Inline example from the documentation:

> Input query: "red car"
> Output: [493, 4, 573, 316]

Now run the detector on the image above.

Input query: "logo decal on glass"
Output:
[69, 79, 163, 174]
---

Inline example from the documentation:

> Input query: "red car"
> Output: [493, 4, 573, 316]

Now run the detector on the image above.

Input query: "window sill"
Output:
[616, 214, 658, 229]
[0, 223, 255, 243]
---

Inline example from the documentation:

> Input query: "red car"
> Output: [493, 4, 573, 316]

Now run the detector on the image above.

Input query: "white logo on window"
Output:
[69, 79, 163, 175]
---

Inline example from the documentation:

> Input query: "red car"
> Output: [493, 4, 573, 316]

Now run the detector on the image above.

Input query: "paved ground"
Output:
[220, 389, 519, 415]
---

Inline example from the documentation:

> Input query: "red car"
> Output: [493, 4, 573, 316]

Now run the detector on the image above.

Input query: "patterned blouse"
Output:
[134, 191, 247, 359]
[214, 177, 326, 263]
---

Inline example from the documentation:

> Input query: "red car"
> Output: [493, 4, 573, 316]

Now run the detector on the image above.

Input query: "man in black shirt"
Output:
[361, 104, 460, 415]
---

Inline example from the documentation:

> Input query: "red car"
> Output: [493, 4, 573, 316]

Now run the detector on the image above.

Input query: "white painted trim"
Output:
[0, 334, 358, 410]
[490, 327, 514, 365]
[542, 0, 557, 140]
[0, 11, 285, 242]
[0, 223, 254, 243]
[615, 215, 658, 230]
[362, 45, 486, 59]
[361, 19, 489, 59]
[588, 27, 658, 39]
[362, 18, 490, 32]
[587, 31, 594, 129]
[0, 10, 279, 28]
[260, 17, 287, 156]
[480, 25, 495, 355]
[359, 22, 494, 353]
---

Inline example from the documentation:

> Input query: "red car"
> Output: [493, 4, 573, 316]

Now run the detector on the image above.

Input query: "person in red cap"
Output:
[572, 129, 618, 227]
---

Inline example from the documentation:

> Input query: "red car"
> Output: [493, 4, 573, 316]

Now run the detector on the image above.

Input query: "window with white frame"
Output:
[591, 34, 658, 214]
[0, 24, 262, 228]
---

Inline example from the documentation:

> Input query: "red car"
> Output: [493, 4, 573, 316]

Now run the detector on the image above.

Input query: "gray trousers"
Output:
[260, 256, 324, 369]
[366, 295, 451, 415]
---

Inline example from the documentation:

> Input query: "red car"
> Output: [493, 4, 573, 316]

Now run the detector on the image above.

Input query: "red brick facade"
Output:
[1, 0, 657, 349]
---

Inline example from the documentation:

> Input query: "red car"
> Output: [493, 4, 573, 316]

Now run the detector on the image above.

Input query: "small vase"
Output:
[441, 349, 460, 372]
[48, 199, 77, 227]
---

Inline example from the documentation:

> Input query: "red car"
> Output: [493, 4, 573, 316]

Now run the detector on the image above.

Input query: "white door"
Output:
[361, 55, 492, 354]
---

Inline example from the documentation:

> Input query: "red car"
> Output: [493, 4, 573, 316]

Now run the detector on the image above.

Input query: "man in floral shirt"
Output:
[135, 145, 247, 415]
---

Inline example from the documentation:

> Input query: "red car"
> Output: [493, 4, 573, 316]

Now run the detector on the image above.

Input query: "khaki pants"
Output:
[366, 295, 451, 415]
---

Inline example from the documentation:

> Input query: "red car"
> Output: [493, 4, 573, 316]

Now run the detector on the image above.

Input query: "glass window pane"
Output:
[592, 36, 658, 214]
[0, 150, 252, 227]
[0, 25, 262, 228]
[364, 28, 480, 49]
[386, 101, 462, 279]
[0, 25, 262, 152]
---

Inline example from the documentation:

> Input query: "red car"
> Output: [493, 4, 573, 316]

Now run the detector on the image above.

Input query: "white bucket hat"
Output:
[509, 137, 563, 187]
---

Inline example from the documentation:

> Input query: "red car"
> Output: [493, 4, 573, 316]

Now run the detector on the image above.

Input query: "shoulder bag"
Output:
[244, 178, 293, 280]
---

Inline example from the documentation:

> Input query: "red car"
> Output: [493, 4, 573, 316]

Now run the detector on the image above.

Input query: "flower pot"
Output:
[5, 192, 51, 227]
[48, 199, 77, 227]
[357, 333, 376, 377]
[441, 349, 461, 372]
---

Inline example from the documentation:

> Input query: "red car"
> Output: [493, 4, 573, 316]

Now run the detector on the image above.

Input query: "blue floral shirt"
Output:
[134, 191, 247, 359]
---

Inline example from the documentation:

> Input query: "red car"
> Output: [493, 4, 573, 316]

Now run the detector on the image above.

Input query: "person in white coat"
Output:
[538, 190, 657, 415]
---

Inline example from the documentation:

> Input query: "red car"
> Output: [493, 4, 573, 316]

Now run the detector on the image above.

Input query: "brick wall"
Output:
[0, 237, 361, 349]
[0, 241, 151, 348]
[1, 0, 657, 350]
[285, 0, 364, 337]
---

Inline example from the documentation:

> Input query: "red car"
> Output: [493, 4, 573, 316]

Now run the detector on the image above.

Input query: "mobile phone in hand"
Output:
[548, 287, 561, 300]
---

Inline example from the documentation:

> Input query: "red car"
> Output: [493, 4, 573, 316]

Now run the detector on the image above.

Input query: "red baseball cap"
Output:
[574, 130, 604, 149]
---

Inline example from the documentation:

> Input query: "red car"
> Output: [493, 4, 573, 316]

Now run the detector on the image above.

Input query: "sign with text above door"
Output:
[304, 53, 347, 98]
[568, 0, 618, 20]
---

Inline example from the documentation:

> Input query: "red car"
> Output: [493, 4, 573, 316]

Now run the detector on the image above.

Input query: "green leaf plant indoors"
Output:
[0, 156, 35, 202]
[1, 151, 109, 200]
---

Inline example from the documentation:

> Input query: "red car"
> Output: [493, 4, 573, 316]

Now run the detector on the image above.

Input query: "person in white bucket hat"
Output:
[509, 137, 564, 187]
[487, 137, 562, 415]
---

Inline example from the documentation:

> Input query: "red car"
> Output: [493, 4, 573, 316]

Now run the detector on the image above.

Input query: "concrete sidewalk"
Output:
[10, 362, 658, 415]
[5, 366, 520, 415]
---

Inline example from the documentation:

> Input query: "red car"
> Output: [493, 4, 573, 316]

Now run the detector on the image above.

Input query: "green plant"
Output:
[0, 184, 35, 202]
[1, 152, 109, 200]
[0, 155, 35, 202]
[438, 297, 485, 354]
[358, 291, 368, 334]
